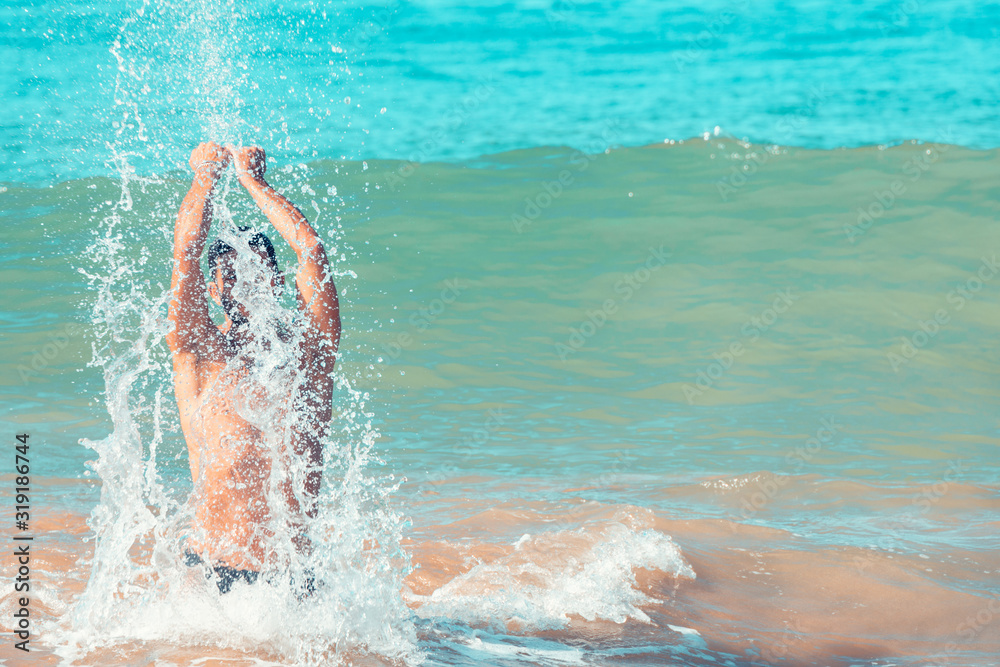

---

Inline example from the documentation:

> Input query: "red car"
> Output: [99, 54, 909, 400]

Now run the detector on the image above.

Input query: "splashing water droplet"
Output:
[58, 2, 418, 664]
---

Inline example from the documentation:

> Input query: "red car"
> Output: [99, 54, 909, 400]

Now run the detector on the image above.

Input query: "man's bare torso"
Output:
[180, 346, 284, 570]
[167, 143, 340, 577]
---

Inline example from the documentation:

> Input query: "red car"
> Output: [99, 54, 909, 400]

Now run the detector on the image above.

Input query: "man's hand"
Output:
[227, 144, 267, 184]
[189, 142, 230, 179]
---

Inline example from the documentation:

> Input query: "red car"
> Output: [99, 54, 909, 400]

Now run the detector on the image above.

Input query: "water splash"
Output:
[410, 521, 695, 631]
[55, 1, 416, 663]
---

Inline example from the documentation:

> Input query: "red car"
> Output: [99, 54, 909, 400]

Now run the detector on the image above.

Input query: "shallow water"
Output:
[3, 140, 1000, 665]
[2, 0, 1000, 665]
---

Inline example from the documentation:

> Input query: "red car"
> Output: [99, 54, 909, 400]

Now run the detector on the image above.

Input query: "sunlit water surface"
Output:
[1, 1, 999, 665]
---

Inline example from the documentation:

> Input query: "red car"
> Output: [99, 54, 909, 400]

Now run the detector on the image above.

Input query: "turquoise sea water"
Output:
[5, 0, 1000, 183]
[2, 1, 1000, 666]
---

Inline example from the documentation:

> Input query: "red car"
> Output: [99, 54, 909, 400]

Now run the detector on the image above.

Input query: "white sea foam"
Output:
[409, 521, 695, 630]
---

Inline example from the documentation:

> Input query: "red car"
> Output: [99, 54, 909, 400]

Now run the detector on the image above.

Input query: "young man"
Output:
[166, 142, 340, 592]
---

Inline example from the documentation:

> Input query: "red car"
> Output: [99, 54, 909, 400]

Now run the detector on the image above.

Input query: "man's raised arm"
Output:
[166, 142, 230, 358]
[228, 145, 341, 361]
[229, 145, 339, 517]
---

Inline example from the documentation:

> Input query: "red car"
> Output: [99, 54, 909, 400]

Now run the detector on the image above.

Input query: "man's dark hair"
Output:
[207, 226, 278, 278]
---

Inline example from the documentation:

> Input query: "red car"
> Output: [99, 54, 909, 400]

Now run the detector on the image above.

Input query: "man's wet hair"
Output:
[207, 226, 278, 279]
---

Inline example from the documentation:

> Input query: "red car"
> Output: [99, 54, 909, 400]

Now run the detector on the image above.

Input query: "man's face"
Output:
[210, 247, 281, 323]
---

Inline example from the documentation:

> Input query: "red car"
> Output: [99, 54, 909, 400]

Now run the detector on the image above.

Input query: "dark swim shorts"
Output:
[183, 550, 316, 598]
[183, 550, 259, 594]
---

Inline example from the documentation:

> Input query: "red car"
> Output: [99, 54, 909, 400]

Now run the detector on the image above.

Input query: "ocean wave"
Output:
[408, 519, 695, 630]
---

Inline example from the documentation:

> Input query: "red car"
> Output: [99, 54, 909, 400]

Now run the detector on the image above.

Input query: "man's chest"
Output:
[194, 360, 296, 432]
